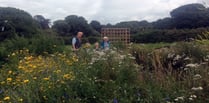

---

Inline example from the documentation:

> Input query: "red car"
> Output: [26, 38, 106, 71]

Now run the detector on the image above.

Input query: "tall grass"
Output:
[0, 41, 209, 102]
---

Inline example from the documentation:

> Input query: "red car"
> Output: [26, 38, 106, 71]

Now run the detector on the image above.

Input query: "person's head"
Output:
[77, 32, 83, 38]
[103, 36, 109, 42]
[95, 42, 99, 49]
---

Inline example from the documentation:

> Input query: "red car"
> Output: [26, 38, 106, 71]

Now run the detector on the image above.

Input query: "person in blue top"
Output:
[101, 36, 110, 50]
[72, 32, 83, 51]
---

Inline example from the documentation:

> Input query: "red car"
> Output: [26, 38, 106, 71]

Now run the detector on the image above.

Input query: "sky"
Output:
[0, 0, 207, 24]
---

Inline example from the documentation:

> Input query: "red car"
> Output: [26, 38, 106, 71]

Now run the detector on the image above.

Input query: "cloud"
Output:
[0, 0, 199, 24]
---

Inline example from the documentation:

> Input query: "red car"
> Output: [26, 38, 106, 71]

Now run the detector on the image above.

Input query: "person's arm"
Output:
[72, 38, 77, 51]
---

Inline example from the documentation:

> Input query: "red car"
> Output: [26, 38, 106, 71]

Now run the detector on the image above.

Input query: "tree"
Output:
[115, 20, 152, 34]
[34, 15, 50, 29]
[52, 20, 70, 36]
[0, 7, 38, 41]
[153, 18, 174, 29]
[170, 3, 209, 29]
[90, 20, 101, 33]
[53, 15, 95, 37]
[64, 15, 94, 36]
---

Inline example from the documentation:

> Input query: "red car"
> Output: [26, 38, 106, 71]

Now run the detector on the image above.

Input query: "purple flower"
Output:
[113, 98, 118, 103]
[0, 90, 3, 94]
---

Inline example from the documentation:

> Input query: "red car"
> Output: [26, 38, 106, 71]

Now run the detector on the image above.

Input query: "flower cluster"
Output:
[0, 49, 77, 102]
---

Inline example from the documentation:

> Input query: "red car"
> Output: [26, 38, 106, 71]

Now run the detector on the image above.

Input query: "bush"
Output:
[30, 34, 64, 54]
[174, 42, 208, 62]
[0, 33, 65, 65]
[87, 37, 99, 44]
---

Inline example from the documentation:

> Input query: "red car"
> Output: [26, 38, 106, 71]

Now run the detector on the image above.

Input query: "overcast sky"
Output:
[0, 0, 207, 24]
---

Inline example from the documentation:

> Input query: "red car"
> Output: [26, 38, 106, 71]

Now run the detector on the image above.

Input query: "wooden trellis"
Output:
[101, 28, 130, 45]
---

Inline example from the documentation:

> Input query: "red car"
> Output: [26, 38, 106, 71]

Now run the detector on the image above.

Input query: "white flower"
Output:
[127, 53, 132, 56]
[190, 95, 197, 98]
[177, 96, 184, 100]
[174, 55, 182, 61]
[129, 56, 135, 60]
[184, 68, 189, 71]
[167, 53, 175, 58]
[119, 55, 125, 59]
[174, 96, 184, 101]
[174, 98, 178, 101]
[184, 57, 191, 61]
[192, 87, 203, 91]
[189, 97, 193, 101]
[193, 74, 202, 80]
[110, 50, 116, 54]
[204, 59, 209, 62]
[186, 63, 199, 68]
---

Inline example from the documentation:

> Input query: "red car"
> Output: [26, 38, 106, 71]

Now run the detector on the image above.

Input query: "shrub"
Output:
[30, 34, 64, 54]
[0, 33, 65, 65]
[174, 42, 208, 62]
[87, 36, 99, 44]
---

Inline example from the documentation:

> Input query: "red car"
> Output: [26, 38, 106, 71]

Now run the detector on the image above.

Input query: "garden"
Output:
[1, 39, 209, 103]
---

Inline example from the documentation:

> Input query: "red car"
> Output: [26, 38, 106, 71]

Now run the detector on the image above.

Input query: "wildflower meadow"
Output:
[0, 41, 209, 103]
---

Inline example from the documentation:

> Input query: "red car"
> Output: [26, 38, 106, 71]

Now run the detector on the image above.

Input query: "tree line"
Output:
[0, 3, 209, 43]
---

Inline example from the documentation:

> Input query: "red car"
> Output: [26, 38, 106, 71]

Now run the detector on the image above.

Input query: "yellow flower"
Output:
[7, 78, 12, 82]
[63, 73, 74, 80]
[43, 77, 50, 81]
[1, 81, 5, 84]
[33, 77, 37, 80]
[3, 96, 10, 101]
[54, 70, 61, 73]
[8, 70, 12, 74]
[72, 56, 78, 62]
[32, 65, 37, 69]
[63, 74, 71, 79]
[12, 82, 16, 85]
[18, 65, 23, 69]
[23, 79, 29, 83]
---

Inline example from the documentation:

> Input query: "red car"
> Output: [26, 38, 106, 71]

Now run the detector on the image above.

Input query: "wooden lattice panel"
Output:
[101, 28, 130, 45]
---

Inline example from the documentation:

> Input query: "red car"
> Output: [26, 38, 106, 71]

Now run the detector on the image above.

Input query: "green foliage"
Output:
[0, 36, 30, 65]
[3, 36, 30, 51]
[90, 20, 101, 33]
[52, 20, 70, 36]
[53, 15, 96, 37]
[0, 7, 39, 41]
[30, 34, 64, 54]
[174, 42, 208, 62]
[132, 27, 209, 43]
[131, 41, 209, 70]
[0, 32, 64, 65]
[87, 36, 99, 44]
[34, 15, 50, 29]
[52, 15, 100, 44]
[1, 42, 209, 102]
[170, 3, 209, 29]
[115, 20, 152, 34]
[112, 41, 127, 50]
